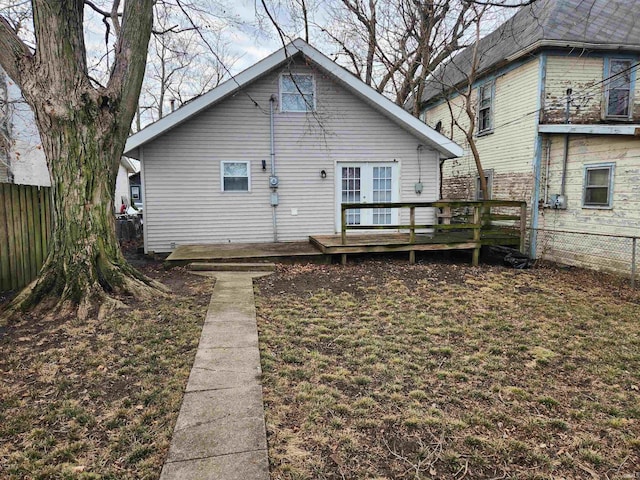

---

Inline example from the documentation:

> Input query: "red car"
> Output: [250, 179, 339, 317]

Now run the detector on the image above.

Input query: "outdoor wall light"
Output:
[262, 160, 267, 171]
[320, 169, 327, 179]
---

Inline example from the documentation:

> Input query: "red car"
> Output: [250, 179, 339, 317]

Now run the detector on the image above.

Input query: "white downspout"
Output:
[269, 95, 278, 242]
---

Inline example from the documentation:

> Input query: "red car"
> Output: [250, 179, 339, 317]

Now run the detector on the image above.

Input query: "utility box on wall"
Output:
[550, 194, 567, 209]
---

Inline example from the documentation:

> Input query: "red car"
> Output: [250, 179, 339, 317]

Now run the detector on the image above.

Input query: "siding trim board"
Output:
[140, 147, 149, 254]
[530, 54, 547, 258]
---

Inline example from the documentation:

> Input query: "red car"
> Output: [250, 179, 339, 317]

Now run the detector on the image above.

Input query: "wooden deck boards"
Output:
[309, 230, 520, 254]
[167, 241, 325, 263]
[165, 230, 520, 266]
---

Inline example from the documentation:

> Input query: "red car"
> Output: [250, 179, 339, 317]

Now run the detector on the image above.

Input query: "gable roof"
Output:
[419, 0, 640, 106]
[124, 38, 463, 159]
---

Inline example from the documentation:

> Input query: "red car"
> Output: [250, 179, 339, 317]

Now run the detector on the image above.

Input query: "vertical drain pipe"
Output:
[560, 88, 572, 197]
[269, 95, 278, 242]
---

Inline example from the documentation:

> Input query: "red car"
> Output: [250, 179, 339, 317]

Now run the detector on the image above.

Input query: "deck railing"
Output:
[340, 200, 527, 265]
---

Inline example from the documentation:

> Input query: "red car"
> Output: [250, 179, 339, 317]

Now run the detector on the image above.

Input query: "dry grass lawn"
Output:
[0, 265, 211, 479]
[255, 260, 640, 479]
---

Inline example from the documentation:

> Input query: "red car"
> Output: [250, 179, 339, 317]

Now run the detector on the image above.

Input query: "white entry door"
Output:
[336, 162, 399, 231]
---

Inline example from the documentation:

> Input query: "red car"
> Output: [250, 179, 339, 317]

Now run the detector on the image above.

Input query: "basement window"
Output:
[583, 163, 614, 208]
[280, 74, 315, 112]
[476, 169, 493, 200]
[221, 161, 250, 192]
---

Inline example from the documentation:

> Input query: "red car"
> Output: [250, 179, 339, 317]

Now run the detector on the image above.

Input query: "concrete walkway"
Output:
[160, 272, 270, 480]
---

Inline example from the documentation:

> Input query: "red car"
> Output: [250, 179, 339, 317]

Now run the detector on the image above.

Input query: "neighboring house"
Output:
[419, 0, 640, 275]
[1, 67, 137, 214]
[115, 157, 137, 213]
[124, 39, 463, 254]
[0, 66, 50, 186]
[128, 171, 143, 209]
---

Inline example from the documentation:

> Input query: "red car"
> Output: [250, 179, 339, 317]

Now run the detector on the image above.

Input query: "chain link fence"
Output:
[533, 228, 638, 287]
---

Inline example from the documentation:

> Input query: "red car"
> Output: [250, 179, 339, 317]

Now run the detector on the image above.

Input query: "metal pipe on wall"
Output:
[560, 88, 572, 196]
[269, 95, 278, 242]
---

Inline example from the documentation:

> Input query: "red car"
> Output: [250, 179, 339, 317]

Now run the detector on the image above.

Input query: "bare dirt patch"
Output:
[0, 261, 212, 479]
[255, 260, 640, 479]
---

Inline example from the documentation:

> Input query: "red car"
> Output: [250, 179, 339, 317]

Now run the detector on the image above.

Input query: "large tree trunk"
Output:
[12, 100, 159, 319]
[0, 1, 160, 321]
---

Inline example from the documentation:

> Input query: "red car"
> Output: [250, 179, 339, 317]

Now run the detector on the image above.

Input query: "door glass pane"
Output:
[372, 166, 392, 224]
[342, 167, 361, 225]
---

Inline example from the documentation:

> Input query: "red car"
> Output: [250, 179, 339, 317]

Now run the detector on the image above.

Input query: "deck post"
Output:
[409, 250, 415, 264]
[519, 202, 527, 254]
[341, 253, 348, 265]
[409, 207, 416, 243]
[472, 205, 481, 267]
[632, 237, 637, 288]
[341, 206, 347, 245]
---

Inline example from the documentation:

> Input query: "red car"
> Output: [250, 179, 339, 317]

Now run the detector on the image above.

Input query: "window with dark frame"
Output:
[583, 164, 613, 208]
[606, 59, 633, 118]
[477, 83, 493, 133]
[280, 74, 315, 112]
[222, 161, 250, 192]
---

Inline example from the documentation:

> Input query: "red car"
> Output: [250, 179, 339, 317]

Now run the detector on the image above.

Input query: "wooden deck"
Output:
[166, 201, 527, 267]
[310, 229, 521, 264]
[166, 240, 328, 264]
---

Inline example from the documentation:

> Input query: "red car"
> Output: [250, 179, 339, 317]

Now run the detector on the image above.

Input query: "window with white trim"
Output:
[280, 74, 315, 112]
[605, 59, 633, 118]
[477, 82, 494, 134]
[221, 161, 250, 192]
[583, 163, 614, 208]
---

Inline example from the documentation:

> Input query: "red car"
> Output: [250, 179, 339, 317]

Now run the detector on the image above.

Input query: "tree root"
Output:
[1, 257, 169, 323]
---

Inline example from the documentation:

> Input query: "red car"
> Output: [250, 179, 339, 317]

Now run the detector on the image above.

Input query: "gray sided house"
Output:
[125, 39, 462, 254]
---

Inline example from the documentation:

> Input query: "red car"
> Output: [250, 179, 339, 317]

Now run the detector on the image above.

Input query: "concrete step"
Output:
[187, 262, 276, 272]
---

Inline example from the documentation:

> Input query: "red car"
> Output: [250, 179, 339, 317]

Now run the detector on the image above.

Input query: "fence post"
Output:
[520, 202, 527, 255]
[632, 237, 637, 289]
[472, 205, 481, 267]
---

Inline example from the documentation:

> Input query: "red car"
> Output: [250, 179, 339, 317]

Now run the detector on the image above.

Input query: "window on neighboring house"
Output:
[221, 161, 250, 192]
[476, 169, 493, 200]
[477, 82, 494, 134]
[280, 74, 315, 112]
[605, 59, 633, 118]
[131, 186, 140, 200]
[583, 163, 614, 208]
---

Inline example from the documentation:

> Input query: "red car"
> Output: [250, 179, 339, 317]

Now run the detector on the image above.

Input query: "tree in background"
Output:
[135, 1, 240, 129]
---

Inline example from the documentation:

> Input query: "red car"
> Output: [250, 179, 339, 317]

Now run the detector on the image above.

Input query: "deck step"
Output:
[187, 262, 276, 272]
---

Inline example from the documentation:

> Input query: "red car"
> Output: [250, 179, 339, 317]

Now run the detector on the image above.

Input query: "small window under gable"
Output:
[280, 73, 315, 112]
[477, 82, 494, 134]
[605, 59, 634, 118]
[583, 163, 614, 208]
[221, 161, 250, 192]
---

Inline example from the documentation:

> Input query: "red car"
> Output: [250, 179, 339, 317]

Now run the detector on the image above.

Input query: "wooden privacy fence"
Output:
[0, 183, 52, 292]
